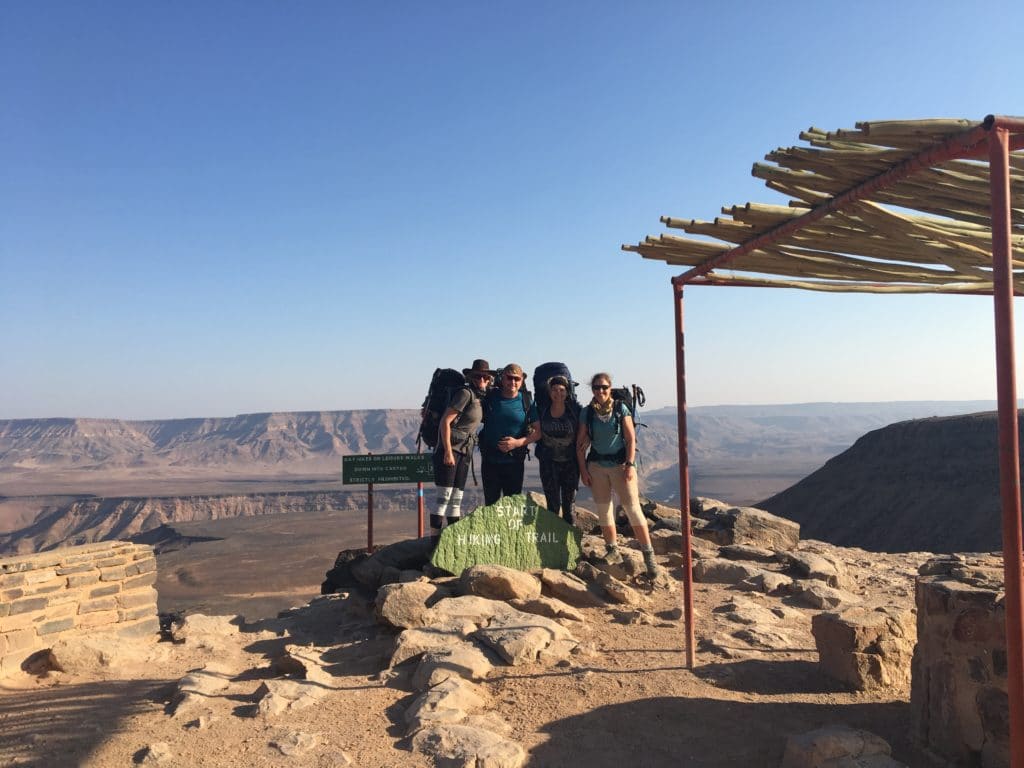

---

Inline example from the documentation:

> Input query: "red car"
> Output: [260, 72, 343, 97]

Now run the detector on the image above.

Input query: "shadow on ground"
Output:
[529, 697, 921, 768]
[0, 678, 168, 767]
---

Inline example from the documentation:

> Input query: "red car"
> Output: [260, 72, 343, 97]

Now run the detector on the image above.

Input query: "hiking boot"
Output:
[642, 549, 660, 579]
[597, 546, 623, 566]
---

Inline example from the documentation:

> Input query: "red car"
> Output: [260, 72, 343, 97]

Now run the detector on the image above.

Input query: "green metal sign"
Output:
[342, 453, 433, 485]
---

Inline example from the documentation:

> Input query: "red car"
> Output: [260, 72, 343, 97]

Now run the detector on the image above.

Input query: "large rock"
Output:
[404, 677, 488, 735]
[411, 724, 525, 768]
[375, 581, 452, 629]
[461, 564, 542, 601]
[352, 538, 434, 590]
[781, 725, 894, 768]
[694, 504, 800, 550]
[693, 558, 767, 585]
[781, 550, 853, 590]
[813, 607, 915, 691]
[793, 583, 861, 610]
[507, 596, 585, 622]
[431, 494, 582, 575]
[539, 568, 605, 608]
[412, 643, 495, 688]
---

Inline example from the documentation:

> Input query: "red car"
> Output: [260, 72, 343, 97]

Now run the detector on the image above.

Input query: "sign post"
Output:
[342, 453, 433, 552]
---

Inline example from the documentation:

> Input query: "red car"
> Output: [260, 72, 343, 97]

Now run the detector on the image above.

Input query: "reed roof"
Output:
[624, 117, 1024, 294]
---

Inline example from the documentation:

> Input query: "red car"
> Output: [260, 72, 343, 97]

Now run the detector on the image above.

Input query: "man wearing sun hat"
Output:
[478, 363, 540, 505]
[431, 359, 496, 542]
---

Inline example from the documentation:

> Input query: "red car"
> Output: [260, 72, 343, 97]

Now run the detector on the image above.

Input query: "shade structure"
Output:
[627, 115, 1024, 765]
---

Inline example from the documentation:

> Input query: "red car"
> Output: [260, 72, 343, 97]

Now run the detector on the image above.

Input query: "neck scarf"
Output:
[591, 398, 613, 417]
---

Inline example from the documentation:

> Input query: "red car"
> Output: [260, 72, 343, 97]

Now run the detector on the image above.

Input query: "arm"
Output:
[622, 413, 637, 483]
[576, 416, 592, 487]
[439, 408, 460, 467]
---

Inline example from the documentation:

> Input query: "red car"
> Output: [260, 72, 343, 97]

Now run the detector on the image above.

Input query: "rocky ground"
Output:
[0, 499, 940, 768]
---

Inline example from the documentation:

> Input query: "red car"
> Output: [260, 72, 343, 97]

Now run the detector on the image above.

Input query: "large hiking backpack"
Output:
[532, 362, 579, 415]
[417, 368, 469, 451]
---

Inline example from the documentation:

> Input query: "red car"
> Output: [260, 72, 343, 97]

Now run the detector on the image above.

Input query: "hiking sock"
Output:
[445, 516, 460, 528]
[448, 489, 464, 519]
[435, 486, 454, 517]
[429, 513, 444, 542]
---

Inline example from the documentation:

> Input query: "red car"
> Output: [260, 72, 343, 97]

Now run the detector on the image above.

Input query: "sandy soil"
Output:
[0, 539, 938, 768]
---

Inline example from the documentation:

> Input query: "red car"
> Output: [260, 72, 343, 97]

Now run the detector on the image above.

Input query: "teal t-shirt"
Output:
[584, 402, 630, 467]
[479, 392, 539, 464]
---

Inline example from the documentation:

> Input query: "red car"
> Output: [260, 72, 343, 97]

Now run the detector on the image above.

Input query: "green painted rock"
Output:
[431, 494, 581, 575]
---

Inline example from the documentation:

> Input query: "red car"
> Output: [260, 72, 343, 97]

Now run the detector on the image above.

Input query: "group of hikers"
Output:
[426, 358, 661, 579]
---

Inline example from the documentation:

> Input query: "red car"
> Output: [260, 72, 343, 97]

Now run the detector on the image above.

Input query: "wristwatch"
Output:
[625, 461, 636, 467]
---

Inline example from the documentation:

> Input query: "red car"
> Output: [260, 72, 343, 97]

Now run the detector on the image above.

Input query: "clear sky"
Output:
[2, 1, 1023, 420]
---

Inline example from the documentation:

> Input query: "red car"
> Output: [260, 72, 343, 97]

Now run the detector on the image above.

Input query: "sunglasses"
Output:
[592, 384, 610, 391]
[470, 374, 491, 381]
[504, 374, 522, 382]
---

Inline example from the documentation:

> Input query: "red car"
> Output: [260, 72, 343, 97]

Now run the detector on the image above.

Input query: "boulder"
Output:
[539, 568, 605, 608]
[649, 528, 683, 555]
[404, 677, 488, 735]
[411, 724, 525, 768]
[693, 558, 766, 585]
[412, 643, 495, 689]
[719, 544, 778, 563]
[431, 495, 582, 574]
[255, 679, 325, 716]
[507, 596, 585, 622]
[375, 581, 451, 629]
[472, 609, 578, 666]
[737, 571, 793, 595]
[460, 564, 542, 601]
[594, 571, 643, 606]
[813, 607, 915, 691]
[793, 583, 861, 610]
[169, 613, 242, 645]
[713, 597, 781, 627]
[390, 628, 466, 668]
[781, 551, 853, 590]
[781, 726, 893, 768]
[694, 505, 799, 550]
[352, 538, 434, 590]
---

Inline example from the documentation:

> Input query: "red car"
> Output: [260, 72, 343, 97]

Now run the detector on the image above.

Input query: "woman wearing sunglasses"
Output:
[576, 372, 660, 578]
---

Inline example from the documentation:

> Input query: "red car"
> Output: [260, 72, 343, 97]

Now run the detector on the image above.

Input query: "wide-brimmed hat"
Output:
[463, 359, 497, 378]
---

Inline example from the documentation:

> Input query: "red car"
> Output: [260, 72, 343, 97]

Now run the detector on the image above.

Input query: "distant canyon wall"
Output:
[0, 490, 434, 555]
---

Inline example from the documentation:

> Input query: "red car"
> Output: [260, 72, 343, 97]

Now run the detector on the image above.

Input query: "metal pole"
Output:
[417, 481, 425, 538]
[988, 125, 1024, 767]
[367, 482, 374, 554]
[673, 281, 696, 669]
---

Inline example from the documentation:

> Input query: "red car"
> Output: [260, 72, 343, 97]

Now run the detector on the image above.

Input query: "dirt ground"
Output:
[0, 542, 937, 768]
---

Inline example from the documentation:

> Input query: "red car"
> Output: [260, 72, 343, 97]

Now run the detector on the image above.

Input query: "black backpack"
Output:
[417, 368, 470, 451]
[532, 362, 579, 415]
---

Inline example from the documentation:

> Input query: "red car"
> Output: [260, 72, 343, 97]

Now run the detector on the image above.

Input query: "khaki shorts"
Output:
[588, 462, 645, 527]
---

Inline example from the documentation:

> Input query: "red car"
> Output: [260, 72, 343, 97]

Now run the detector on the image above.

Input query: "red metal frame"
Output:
[668, 115, 1024, 762]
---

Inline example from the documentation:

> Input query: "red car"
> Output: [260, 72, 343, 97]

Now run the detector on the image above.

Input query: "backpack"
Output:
[532, 362, 579, 415]
[417, 368, 470, 451]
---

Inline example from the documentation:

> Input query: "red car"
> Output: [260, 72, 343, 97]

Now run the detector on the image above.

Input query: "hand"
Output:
[498, 436, 517, 453]
[580, 467, 591, 487]
[443, 450, 455, 467]
[624, 465, 636, 483]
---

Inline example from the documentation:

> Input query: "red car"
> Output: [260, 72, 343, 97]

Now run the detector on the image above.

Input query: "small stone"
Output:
[270, 730, 318, 757]
[140, 742, 173, 764]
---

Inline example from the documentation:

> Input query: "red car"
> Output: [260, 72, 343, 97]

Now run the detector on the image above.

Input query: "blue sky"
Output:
[2, 1, 1022, 419]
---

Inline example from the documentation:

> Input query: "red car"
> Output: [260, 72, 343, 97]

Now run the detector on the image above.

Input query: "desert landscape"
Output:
[0, 401, 1017, 767]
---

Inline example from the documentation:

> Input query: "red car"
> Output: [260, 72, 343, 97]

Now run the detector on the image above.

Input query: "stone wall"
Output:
[1, 541, 159, 676]
[912, 553, 1009, 767]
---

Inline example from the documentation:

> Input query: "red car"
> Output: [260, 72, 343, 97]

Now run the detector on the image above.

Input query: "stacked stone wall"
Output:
[912, 554, 1008, 768]
[0, 541, 159, 676]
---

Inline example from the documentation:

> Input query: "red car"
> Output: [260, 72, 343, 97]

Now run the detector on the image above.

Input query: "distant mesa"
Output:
[760, 411, 1015, 553]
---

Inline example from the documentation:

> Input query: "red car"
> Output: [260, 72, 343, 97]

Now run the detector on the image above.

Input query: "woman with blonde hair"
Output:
[576, 372, 660, 578]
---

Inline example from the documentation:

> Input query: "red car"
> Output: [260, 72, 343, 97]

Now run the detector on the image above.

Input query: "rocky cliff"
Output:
[759, 411, 1016, 553]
